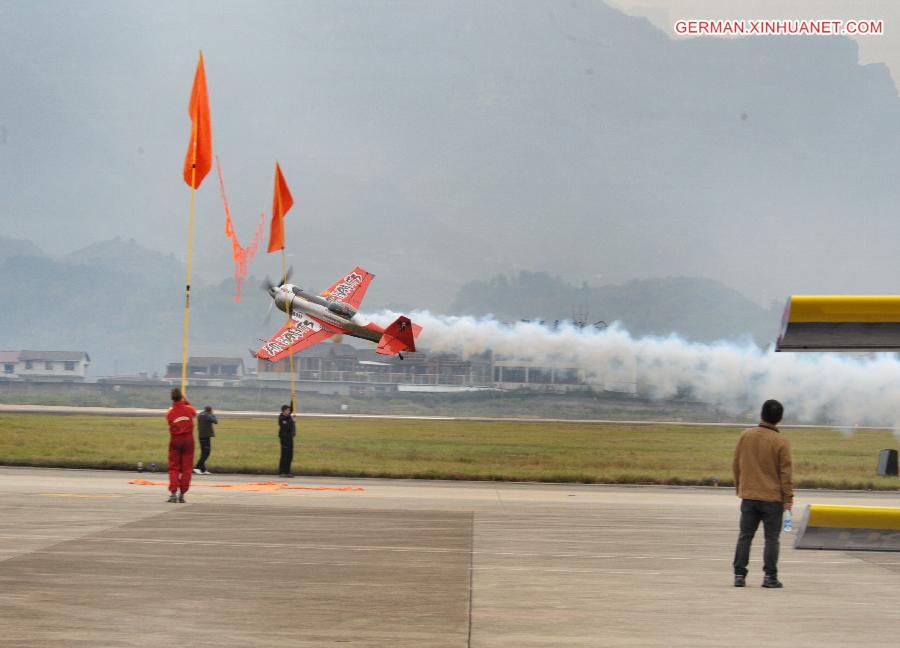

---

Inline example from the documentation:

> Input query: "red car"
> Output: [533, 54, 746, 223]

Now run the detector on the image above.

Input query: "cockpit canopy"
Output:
[327, 301, 357, 319]
[289, 285, 329, 307]
[284, 284, 356, 318]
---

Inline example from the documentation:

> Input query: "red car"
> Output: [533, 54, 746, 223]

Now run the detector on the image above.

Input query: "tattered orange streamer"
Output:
[128, 479, 365, 492]
[216, 157, 266, 302]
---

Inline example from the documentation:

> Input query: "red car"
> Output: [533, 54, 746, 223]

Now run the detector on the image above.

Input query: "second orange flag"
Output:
[267, 162, 295, 253]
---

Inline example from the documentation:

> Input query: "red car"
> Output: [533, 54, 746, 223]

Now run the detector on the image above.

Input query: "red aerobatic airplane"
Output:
[254, 267, 422, 362]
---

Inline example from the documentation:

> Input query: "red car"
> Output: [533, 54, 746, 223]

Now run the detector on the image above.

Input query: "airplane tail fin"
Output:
[376, 316, 420, 356]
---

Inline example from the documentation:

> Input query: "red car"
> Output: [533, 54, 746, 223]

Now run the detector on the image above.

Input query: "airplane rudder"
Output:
[381, 315, 416, 353]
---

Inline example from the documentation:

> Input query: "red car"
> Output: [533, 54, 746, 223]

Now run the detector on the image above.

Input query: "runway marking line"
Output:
[128, 479, 365, 493]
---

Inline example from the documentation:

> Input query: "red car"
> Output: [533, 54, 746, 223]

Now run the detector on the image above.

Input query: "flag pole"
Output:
[281, 247, 297, 412]
[180, 148, 197, 394]
[179, 49, 209, 396]
[271, 160, 296, 412]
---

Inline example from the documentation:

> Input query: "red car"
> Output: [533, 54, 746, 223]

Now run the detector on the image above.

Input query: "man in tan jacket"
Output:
[732, 399, 793, 588]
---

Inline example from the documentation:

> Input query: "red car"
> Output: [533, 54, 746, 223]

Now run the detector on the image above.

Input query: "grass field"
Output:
[1, 414, 898, 489]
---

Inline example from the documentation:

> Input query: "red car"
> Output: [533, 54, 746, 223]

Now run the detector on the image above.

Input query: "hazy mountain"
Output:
[3, 1, 900, 312]
[63, 238, 183, 283]
[0, 237, 272, 377]
[0, 237, 45, 262]
[451, 271, 782, 345]
[1, 237, 782, 375]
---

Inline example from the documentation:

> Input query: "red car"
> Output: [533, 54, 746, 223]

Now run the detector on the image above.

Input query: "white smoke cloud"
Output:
[372, 310, 900, 428]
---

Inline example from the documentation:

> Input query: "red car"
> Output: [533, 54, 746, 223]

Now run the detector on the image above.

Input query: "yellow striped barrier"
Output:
[795, 504, 900, 551]
[776, 295, 900, 351]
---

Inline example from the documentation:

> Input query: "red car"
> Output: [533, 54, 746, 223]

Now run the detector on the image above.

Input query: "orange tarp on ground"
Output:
[129, 479, 364, 492]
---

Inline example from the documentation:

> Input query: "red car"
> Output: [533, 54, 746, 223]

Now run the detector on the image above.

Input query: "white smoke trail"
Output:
[371, 310, 900, 429]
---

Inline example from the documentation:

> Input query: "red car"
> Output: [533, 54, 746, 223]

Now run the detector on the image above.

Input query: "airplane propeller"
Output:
[261, 266, 293, 293]
[261, 266, 294, 327]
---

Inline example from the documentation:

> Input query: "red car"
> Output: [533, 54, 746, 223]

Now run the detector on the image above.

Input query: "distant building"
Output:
[492, 356, 588, 393]
[96, 373, 167, 386]
[248, 342, 636, 394]
[253, 343, 493, 395]
[492, 350, 636, 394]
[0, 350, 91, 382]
[160, 343, 630, 395]
[165, 357, 245, 387]
[0, 351, 19, 380]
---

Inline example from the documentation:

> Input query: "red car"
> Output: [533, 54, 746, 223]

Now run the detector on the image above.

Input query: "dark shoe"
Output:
[284, 474, 295, 478]
[177, 493, 186, 503]
[167, 493, 178, 503]
[762, 577, 783, 588]
[734, 575, 746, 587]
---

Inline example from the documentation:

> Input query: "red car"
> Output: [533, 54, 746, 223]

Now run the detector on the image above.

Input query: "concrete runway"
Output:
[1, 467, 898, 647]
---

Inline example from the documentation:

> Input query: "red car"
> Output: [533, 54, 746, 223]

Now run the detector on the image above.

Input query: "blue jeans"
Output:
[733, 499, 783, 578]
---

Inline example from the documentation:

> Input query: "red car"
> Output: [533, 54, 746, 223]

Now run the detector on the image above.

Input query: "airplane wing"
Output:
[255, 314, 334, 362]
[320, 267, 375, 310]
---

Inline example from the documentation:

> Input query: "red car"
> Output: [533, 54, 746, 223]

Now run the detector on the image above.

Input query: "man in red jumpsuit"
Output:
[166, 387, 197, 503]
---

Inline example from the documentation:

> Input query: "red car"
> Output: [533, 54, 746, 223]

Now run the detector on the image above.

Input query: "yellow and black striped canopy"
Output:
[777, 295, 900, 351]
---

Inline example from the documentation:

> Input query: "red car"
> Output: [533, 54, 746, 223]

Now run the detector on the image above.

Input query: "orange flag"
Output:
[216, 157, 266, 302]
[267, 162, 295, 253]
[183, 52, 212, 188]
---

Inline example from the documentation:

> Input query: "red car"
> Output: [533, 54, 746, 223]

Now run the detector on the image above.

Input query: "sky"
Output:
[3, 0, 900, 311]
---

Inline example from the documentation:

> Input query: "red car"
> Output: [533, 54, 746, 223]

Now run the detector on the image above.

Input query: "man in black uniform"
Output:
[194, 405, 218, 475]
[278, 404, 296, 477]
